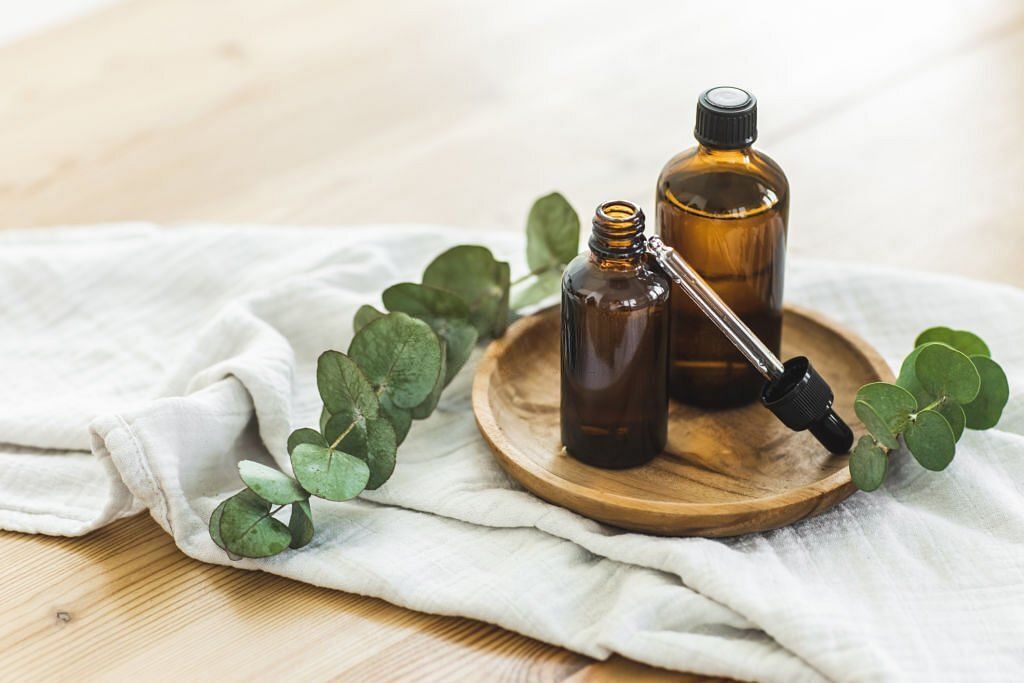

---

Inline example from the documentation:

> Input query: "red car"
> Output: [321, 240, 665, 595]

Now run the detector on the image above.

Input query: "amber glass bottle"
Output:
[560, 201, 669, 469]
[656, 86, 789, 409]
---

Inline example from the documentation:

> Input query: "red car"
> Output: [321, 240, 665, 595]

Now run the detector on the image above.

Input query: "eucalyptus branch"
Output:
[849, 327, 1009, 491]
[208, 192, 581, 559]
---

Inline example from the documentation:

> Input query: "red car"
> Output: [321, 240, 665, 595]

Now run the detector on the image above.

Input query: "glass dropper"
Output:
[645, 235, 854, 455]
[646, 235, 785, 381]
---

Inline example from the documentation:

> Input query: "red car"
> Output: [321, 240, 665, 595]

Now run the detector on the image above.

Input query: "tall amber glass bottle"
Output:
[561, 201, 669, 469]
[656, 86, 789, 408]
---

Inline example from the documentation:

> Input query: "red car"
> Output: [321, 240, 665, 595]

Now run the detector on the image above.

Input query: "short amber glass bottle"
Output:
[656, 86, 789, 408]
[560, 201, 669, 469]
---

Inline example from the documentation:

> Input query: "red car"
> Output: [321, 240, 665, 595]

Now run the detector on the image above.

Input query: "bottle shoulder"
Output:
[656, 145, 789, 219]
[563, 253, 669, 311]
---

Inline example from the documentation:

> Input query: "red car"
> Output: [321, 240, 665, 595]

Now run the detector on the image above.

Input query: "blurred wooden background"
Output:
[2, 0, 1022, 680]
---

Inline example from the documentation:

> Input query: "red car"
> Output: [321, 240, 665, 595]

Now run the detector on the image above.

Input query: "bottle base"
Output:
[561, 426, 665, 470]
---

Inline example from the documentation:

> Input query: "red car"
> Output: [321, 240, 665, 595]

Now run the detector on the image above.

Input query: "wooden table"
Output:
[2, 1, 1022, 679]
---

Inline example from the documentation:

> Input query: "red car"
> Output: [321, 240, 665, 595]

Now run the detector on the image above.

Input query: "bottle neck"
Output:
[588, 200, 646, 268]
[697, 144, 754, 165]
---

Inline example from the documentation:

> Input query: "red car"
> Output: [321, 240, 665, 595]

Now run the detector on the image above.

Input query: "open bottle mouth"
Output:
[591, 200, 646, 258]
[596, 200, 641, 223]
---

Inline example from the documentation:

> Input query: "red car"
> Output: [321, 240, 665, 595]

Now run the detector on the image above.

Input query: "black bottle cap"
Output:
[694, 86, 757, 149]
[761, 356, 854, 455]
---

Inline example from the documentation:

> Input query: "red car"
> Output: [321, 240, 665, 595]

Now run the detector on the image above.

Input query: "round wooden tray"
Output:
[472, 305, 894, 537]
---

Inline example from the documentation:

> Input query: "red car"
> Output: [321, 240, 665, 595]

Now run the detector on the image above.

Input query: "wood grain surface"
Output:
[1, 0, 1023, 680]
[474, 306, 893, 536]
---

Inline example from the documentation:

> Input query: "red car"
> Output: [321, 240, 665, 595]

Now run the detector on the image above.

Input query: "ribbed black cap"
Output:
[761, 357, 854, 455]
[694, 86, 757, 149]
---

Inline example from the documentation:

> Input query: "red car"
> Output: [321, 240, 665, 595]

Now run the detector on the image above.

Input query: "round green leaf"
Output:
[914, 342, 981, 404]
[287, 427, 327, 455]
[855, 382, 917, 433]
[316, 350, 379, 419]
[422, 245, 511, 337]
[510, 269, 563, 310]
[411, 344, 446, 419]
[209, 497, 230, 551]
[353, 304, 385, 334]
[904, 410, 956, 471]
[238, 460, 308, 505]
[348, 312, 443, 409]
[360, 418, 398, 489]
[383, 282, 470, 321]
[319, 407, 331, 435]
[934, 399, 966, 442]
[325, 399, 411, 446]
[525, 192, 580, 271]
[896, 344, 933, 406]
[854, 400, 900, 450]
[322, 414, 398, 490]
[849, 435, 888, 491]
[218, 488, 292, 558]
[322, 411, 366, 453]
[492, 261, 512, 337]
[382, 283, 479, 384]
[914, 327, 990, 357]
[209, 496, 244, 561]
[290, 442, 370, 502]
[962, 355, 1010, 430]
[379, 394, 412, 445]
[288, 500, 314, 549]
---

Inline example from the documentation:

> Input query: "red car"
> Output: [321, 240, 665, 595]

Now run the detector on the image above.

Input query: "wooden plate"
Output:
[472, 305, 893, 537]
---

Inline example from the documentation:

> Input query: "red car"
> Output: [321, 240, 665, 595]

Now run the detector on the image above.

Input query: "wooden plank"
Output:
[0, 514, 591, 681]
[1, 0, 1022, 680]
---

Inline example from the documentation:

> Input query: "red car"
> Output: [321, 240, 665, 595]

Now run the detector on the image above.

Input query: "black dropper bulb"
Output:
[761, 356, 854, 454]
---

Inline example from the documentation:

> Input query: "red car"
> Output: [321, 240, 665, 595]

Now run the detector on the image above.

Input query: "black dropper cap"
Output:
[694, 86, 757, 149]
[761, 357, 854, 455]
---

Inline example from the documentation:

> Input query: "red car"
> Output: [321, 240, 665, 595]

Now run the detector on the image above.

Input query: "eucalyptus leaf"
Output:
[353, 305, 385, 334]
[317, 350, 379, 419]
[290, 443, 370, 501]
[962, 355, 1010, 430]
[209, 497, 230, 551]
[209, 498, 244, 561]
[379, 394, 412, 445]
[323, 401, 411, 447]
[218, 488, 292, 558]
[914, 327, 990, 357]
[349, 312, 443, 409]
[422, 245, 511, 337]
[238, 460, 309, 505]
[287, 427, 327, 455]
[904, 410, 956, 471]
[383, 282, 470, 320]
[288, 500, 314, 549]
[411, 344, 446, 419]
[382, 283, 478, 384]
[492, 261, 512, 337]
[322, 410, 367, 452]
[914, 342, 981, 404]
[359, 418, 398, 489]
[896, 344, 932, 406]
[510, 269, 563, 310]
[855, 382, 917, 433]
[934, 399, 966, 442]
[322, 413, 398, 490]
[525, 192, 580, 271]
[849, 435, 888, 491]
[855, 400, 901, 450]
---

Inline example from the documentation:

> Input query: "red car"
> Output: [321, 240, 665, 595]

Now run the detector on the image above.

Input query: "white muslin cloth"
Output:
[1, 224, 1022, 682]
